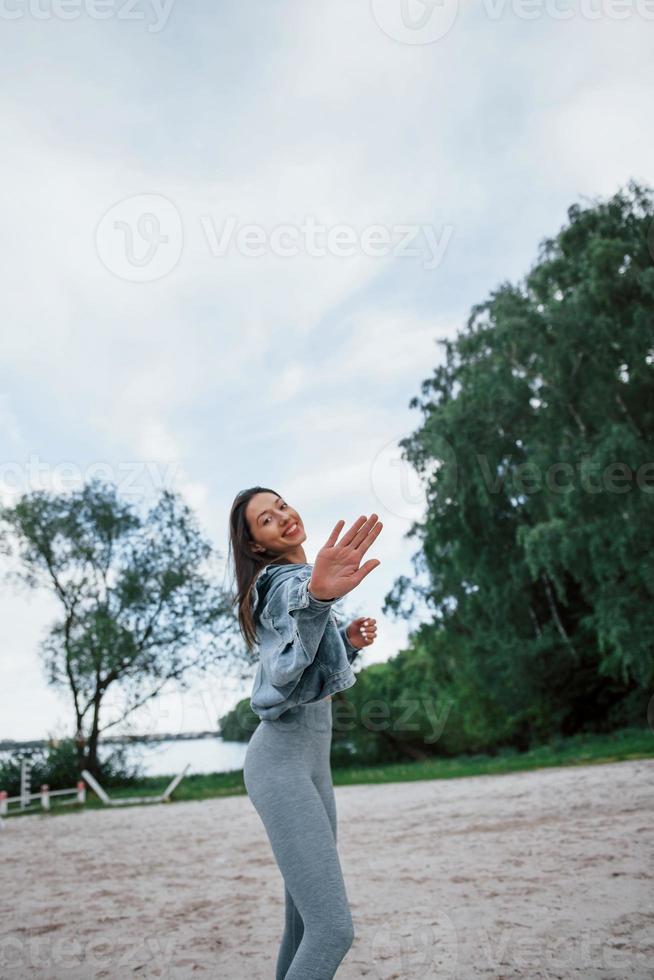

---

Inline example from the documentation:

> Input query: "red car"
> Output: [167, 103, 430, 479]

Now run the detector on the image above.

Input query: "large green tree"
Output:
[1, 480, 239, 776]
[385, 180, 654, 748]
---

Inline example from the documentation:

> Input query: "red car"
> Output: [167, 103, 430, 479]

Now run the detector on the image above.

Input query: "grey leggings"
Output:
[243, 698, 355, 979]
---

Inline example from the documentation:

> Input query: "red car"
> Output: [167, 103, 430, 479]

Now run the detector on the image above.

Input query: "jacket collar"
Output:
[250, 561, 310, 615]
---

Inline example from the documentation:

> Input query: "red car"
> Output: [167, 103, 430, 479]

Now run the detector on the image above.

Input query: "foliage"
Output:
[0, 480, 241, 776]
[382, 179, 654, 751]
[0, 737, 142, 798]
[218, 699, 260, 742]
[220, 181, 653, 763]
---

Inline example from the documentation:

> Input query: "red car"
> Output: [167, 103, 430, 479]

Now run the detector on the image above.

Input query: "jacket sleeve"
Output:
[261, 572, 336, 686]
[338, 624, 361, 664]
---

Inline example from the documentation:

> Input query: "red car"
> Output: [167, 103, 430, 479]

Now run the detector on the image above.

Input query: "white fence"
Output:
[0, 759, 189, 826]
[0, 761, 86, 820]
[81, 765, 189, 806]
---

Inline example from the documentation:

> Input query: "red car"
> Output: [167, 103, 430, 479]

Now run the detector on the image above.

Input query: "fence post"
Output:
[41, 785, 50, 811]
[0, 791, 7, 816]
[20, 760, 31, 809]
[77, 780, 86, 804]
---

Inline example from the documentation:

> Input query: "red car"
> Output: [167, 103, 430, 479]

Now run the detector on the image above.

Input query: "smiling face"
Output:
[244, 491, 308, 563]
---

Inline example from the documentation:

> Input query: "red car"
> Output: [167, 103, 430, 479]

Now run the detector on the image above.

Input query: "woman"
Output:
[229, 486, 382, 979]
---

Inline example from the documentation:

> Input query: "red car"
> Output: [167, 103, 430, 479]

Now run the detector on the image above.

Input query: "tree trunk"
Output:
[84, 695, 102, 779]
[74, 722, 86, 774]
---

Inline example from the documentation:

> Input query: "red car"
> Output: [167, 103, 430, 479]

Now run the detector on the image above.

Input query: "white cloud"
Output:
[1, 2, 652, 741]
[538, 81, 654, 195]
[0, 395, 23, 449]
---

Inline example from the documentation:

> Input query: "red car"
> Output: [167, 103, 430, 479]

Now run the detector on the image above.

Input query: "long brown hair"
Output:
[228, 486, 294, 654]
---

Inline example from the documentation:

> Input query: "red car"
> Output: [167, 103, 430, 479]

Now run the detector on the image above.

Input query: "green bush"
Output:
[0, 738, 143, 797]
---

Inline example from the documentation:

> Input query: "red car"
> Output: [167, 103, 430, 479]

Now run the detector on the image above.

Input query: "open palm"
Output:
[308, 514, 383, 601]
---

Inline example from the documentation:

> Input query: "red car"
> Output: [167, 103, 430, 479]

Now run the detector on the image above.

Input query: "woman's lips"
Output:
[282, 522, 301, 537]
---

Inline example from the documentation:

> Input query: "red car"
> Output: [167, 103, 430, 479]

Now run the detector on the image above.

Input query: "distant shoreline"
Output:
[0, 731, 222, 751]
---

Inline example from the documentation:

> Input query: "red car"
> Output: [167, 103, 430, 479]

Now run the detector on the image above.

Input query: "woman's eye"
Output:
[262, 503, 287, 526]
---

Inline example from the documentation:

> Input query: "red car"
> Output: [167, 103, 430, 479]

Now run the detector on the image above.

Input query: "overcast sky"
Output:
[1, 0, 651, 741]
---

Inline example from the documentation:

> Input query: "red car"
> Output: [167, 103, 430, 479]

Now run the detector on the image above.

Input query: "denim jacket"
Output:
[248, 562, 362, 720]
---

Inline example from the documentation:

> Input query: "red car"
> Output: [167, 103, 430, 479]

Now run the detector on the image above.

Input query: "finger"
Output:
[355, 520, 383, 555]
[350, 514, 379, 550]
[323, 519, 346, 548]
[359, 619, 377, 630]
[353, 558, 381, 585]
[338, 515, 371, 548]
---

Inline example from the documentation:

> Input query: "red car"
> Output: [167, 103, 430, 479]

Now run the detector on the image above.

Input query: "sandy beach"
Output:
[1, 758, 651, 979]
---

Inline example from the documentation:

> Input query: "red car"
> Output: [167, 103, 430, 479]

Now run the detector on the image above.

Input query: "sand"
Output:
[0, 758, 651, 979]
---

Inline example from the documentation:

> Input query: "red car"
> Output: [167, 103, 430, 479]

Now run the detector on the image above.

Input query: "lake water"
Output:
[98, 736, 248, 778]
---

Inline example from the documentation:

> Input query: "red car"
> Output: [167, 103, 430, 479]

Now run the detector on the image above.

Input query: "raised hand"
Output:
[308, 514, 383, 601]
